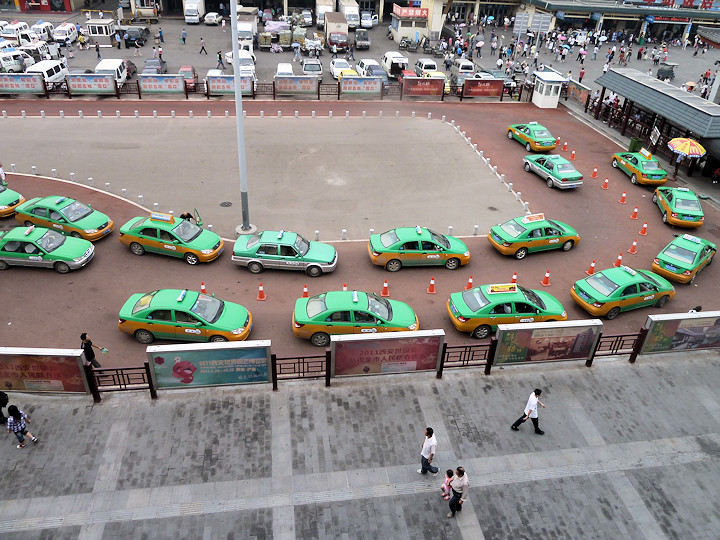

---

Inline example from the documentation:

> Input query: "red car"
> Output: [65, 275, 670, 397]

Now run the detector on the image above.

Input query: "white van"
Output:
[276, 62, 293, 76]
[26, 59, 68, 86]
[414, 58, 437, 76]
[31, 21, 54, 42]
[19, 41, 56, 63]
[0, 48, 35, 72]
[95, 59, 127, 85]
[381, 51, 409, 79]
[53, 23, 77, 43]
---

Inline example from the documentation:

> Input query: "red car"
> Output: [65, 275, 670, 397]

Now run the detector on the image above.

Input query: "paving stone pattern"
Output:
[1, 352, 720, 539]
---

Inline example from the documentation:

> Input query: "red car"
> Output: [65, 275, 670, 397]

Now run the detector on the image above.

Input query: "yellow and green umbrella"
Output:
[667, 137, 706, 158]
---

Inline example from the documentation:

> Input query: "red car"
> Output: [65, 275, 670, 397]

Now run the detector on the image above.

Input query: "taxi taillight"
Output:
[699, 216, 705, 221]
[653, 258, 660, 264]
[671, 212, 678, 218]
[118, 318, 126, 324]
[682, 270, 692, 276]
[371, 251, 381, 257]
[502, 242, 512, 247]
[591, 302, 604, 308]
[456, 316, 467, 323]
[293, 320, 304, 328]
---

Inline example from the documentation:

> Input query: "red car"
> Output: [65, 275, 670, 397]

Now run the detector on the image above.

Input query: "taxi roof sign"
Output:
[277, 230, 285, 239]
[177, 289, 187, 302]
[352, 290, 359, 303]
[639, 148, 652, 159]
[487, 283, 518, 294]
[416, 226, 422, 234]
[24, 225, 35, 235]
[677, 187, 690, 192]
[55, 196, 67, 205]
[150, 212, 175, 224]
[682, 234, 701, 243]
[620, 265, 636, 275]
[522, 213, 545, 224]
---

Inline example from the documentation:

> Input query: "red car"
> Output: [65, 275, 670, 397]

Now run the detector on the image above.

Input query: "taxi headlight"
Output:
[463, 251, 470, 257]
[0, 205, 8, 210]
[561, 311, 566, 317]
[84, 229, 98, 234]
[201, 249, 214, 254]
[231, 328, 245, 334]
[408, 323, 418, 330]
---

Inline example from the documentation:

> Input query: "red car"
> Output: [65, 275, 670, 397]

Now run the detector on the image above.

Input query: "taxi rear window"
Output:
[585, 274, 619, 296]
[662, 244, 696, 265]
[379, 230, 399, 247]
[461, 288, 490, 311]
[642, 160, 661, 170]
[130, 217, 146, 229]
[247, 233, 261, 248]
[533, 129, 551, 137]
[557, 163, 575, 172]
[306, 294, 327, 318]
[675, 198, 701, 211]
[500, 220, 525, 238]
[132, 291, 158, 314]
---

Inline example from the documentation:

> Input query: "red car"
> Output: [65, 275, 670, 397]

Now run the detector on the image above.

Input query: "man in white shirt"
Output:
[511, 388, 546, 434]
[417, 427, 438, 475]
[447, 467, 469, 518]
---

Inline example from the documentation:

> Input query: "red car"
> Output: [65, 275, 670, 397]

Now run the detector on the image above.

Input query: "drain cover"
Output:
[220, 201, 233, 207]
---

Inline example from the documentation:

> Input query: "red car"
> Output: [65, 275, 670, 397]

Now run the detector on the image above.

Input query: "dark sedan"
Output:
[142, 58, 167, 74]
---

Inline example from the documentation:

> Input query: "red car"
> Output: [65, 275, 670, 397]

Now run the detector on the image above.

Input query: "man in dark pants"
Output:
[0, 391, 8, 424]
[81, 332, 102, 368]
[417, 427, 438, 476]
[447, 467, 469, 518]
[511, 388, 546, 434]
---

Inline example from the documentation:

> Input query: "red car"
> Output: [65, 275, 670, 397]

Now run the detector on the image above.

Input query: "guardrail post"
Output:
[587, 332, 602, 367]
[628, 327, 649, 364]
[84, 364, 101, 403]
[271, 354, 278, 391]
[436, 342, 447, 379]
[144, 361, 158, 399]
[484, 337, 497, 375]
[325, 349, 331, 387]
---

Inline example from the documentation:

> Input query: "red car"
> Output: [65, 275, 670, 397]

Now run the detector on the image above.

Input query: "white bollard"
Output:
[51, 169, 57, 178]
[260, 110, 264, 117]
[396, 111, 399, 117]
[428, 112, 431, 120]
[473, 144, 477, 151]
[451, 120, 455, 126]
[523, 202, 530, 212]
[363, 110, 366, 118]
[78, 110, 82, 118]
[97, 110, 102, 118]
[153, 110, 157, 118]
[500, 174, 505, 183]
[411, 111, 415, 118]
[87, 177, 93, 186]
[2, 110, 6, 118]
[442, 115, 446, 123]
[208, 224, 213, 232]
[507, 182, 513, 192]
[121, 188, 127, 198]
[105, 182, 111, 192]
[70, 172, 76, 182]
[153, 202, 159, 211]
[329, 111, 333, 118]
[60, 110, 64, 118]
[21, 110, 26, 118]
[369, 228, 374, 236]
[493, 165, 498, 174]
[486, 158, 490, 167]
[189, 110, 193, 118]
[479, 150, 484, 159]
[116, 110, 121, 118]
[168, 210, 174, 216]
[295, 111, 298, 118]
[516, 192, 522, 201]
[207, 111, 211, 118]
[314, 230, 320, 241]
[135, 110, 139, 118]
[32, 166, 38, 175]
[448, 226, 453, 235]
[171, 110, 176, 118]
[341, 229, 347, 240]
[345, 111, 349, 118]
[467, 137, 471, 145]
[10, 164, 17, 172]
[138, 194, 144, 206]
[41, 110, 45, 118]
[473, 225, 479, 236]
[278, 110, 281, 118]
[379, 110, 383, 118]
[312, 111, 316, 118]
[461, 131, 466, 138]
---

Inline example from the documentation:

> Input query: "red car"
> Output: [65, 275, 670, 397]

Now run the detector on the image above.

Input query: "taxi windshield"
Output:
[642, 160, 661, 170]
[367, 294, 391, 320]
[533, 129, 551, 138]
[521, 286, 546, 310]
[461, 288, 490, 311]
[662, 244, 696, 265]
[294, 235, 310, 256]
[173, 219, 203, 242]
[191, 293, 224, 323]
[675, 198, 701, 211]
[585, 274, 620, 296]
[37, 229, 66, 252]
[0, 184, 6, 193]
[306, 294, 327, 318]
[132, 291, 158, 314]
[500, 220, 525, 238]
[60, 201, 92, 222]
[428, 229, 450, 248]
[247, 233, 261, 248]
[556, 163, 576, 173]
[379, 230, 399, 247]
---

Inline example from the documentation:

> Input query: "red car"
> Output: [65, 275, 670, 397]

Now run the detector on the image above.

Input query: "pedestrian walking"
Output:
[222, 19, 226, 32]
[417, 427, 439, 476]
[95, 42, 101, 60]
[158, 46, 163, 60]
[181, 28, 187, 44]
[0, 161, 5, 182]
[81, 332, 104, 369]
[134, 40, 142, 56]
[578, 68, 585, 83]
[159, 27, 164, 43]
[199, 38, 207, 54]
[115, 32, 121, 49]
[511, 388, 546, 434]
[331, 44, 338, 58]
[6, 405, 38, 449]
[603, 62, 609, 73]
[216, 51, 225, 69]
[152, 46, 157, 58]
[592, 45, 598, 60]
[347, 43, 355, 61]
[446, 467, 469, 518]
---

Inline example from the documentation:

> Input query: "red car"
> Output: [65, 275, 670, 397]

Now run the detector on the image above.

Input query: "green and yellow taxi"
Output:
[0, 225, 94, 273]
[232, 230, 337, 276]
[0, 180, 25, 218]
[652, 187, 704, 228]
[118, 212, 224, 265]
[570, 265, 675, 320]
[15, 196, 113, 241]
[487, 213, 580, 260]
[292, 290, 419, 347]
[368, 226, 470, 271]
[447, 283, 567, 339]
[611, 148, 668, 185]
[507, 122, 557, 152]
[651, 234, 716, 284]
[118, 288, 252, 344]
[523, 154, 584, 189]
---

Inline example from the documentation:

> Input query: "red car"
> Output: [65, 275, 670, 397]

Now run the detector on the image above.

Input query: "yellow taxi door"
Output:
[353, 310, 385, 336]
[614, 284, 651, 311]
[397, 241, 423, 266]
[173, 310, 209, 342]
[319, 310, 355, 337]
[486, 302, 517, 326]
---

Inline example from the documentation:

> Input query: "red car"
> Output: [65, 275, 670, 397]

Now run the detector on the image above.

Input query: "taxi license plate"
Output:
[218, 246, 224, 254]
[665, 264, 677, 271]
[492, 233, 502, 243]
[578, 290, 590, 301]
[102, 228, 112, 236]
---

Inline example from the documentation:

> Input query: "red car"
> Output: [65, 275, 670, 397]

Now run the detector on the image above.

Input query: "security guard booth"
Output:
[531, 71, 568, 109]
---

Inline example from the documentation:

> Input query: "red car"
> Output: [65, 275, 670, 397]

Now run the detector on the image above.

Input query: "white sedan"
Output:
[355, 58, 380, 77]
[330, 58, 352, 79]
[204, 12, 223, 25]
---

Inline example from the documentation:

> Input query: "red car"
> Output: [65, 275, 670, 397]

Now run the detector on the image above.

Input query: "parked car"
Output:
[178, 65, 198, 89]
[142, 58, 167, 74]
[124, 26, 150, 47]
[301, 58, 323, 77]
[204, 12, 223, 25]
[355, 58, 380, 77]
[123, 59, 137, 78]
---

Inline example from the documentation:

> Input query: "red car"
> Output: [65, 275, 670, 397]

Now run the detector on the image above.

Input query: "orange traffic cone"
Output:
[540, 270, 551, 287]
[639, 221, 648, 236]
[601, 177, 609, 190]
[200, 281, 207, 294]
[630, 206, 639, 220]
[556, 136, 561, 146]
[628, 239, 638, 254]
[426, 277, 436, 294]
[591, 167, 598, 178]
[465, 275, 473, 290]
[381, 279, 390, 297]
[570, 150, 576, 160]
[302, 284, 309, 297]
[614, 253, 623, 267]
[343, 283, 348, 291]
[585, 259, 596, 276]
[562, 140, 568, 151]
[510, 272, 517, 284]
[618, 191, 627, 204]
[256, 282, 267, 301]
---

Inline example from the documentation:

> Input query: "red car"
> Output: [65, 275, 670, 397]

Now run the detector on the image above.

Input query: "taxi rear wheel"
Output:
[507, 130, 514, 139]
[525, 142, 532, 152]
[612, 158, 619, 168]
[445, 258, 460, 270]
[306, 265, 322, 277]
[561, 240, 574, 252]
[185, 253, 199, 265]
[24, 220, 34, 227]
[70, 232, 82, 238]
[546, 178, 554, 189]
[630, 174, 638, 185]
[248, 261, 263, 274]
[134, 329, 154, 344]
[129, 242, 145, 256]
[655, 295, 669, 308]
[54, 262, 70, 274]
[210, 335, 228, 342]
[386, 259, 402, 272]
[662, 212, 668, 223]
[472, 325, 491, 339]
[605, 307, 621, 320]
[310, 332, 330, 347]
[0, 261, 8, 270]
[524, 162, 531, 172]
[514, 247, 528, 260]
[652, 193, 658, 203]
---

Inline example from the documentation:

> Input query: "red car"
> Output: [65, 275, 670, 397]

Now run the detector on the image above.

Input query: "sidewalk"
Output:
[1, 351, 719, 539]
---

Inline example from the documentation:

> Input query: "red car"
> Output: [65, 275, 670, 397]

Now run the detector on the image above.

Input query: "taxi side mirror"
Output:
[195, 321, 203, 327]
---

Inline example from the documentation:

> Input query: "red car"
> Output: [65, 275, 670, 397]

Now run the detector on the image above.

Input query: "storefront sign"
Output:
[67, 73, 116, 94]
[340, 76, 382, 95]
[463, 79, 503, 97]
[641, 312, 720, 354]
[146, 341, 271, 389]
[392, 3, 428, 18]
[653, 16, 690, 22]
[206, 75, 254, 95]
[274, 75, 319, 95]
[0, 347, 88, 393]
[0, 73, 44, 94]
[403, 77, 444, 96]
[138, 74, 185, 94]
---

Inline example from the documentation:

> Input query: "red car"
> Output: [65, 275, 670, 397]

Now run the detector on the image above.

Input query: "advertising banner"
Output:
[0, 347, 88, 393]
[403, 77, 444, 96]
[331, 330, 444, 376]
[463, 79, 503, 97]
[206, 75, 254, 95]
[641, 311, 720, 354]
[494, 320, 603, 364]
[340, 76, 382, 95]
[275, 75, 319, 95]
[0, 73, 44, 94]
[138, 74, 185, 94]
[392, 4, 428, 18]
[146, 341, 271, 389]
[67, 74, 116, 95]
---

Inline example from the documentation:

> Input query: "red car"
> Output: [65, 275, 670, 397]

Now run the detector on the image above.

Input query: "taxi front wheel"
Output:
[630, 174, 638, 185]
[612, 158, 619, 168]
[210, 335, 228, 342]
[0, 261, 8, 270]
[472, 325, 491, 339]
[445, 258, 460, 270]
[54, 262, 70, 274]
[311, 332, 330, 347]
[655, 295, 669, 308]
[130, 242, 145, 256]
[386, 259, 402, 272]
[605, 307, 621, 320]
[306, 265, 322, 277]
[561, 240, 574, 252]
[507, 130, 514, 140]
[185, 253, 199, 265]
[248, 261, 264, 274]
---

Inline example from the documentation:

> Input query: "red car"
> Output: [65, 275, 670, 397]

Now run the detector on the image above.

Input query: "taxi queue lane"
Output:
[1, 101, 718, 368]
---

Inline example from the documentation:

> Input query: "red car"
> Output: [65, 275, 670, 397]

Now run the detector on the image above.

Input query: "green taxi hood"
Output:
[186, 228, 221, 249]
[535, 290, 566, 314]
[45, 235, 93, 259]
[0, 186, 22, 204]
[71, 208, 109, 229]
[305, 241, 336, 263]
[387, 299, 417, 326]
[214, 301, 250, 330]
[446, 235, 469, 253]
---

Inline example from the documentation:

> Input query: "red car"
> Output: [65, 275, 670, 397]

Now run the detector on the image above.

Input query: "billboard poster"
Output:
[275, 75, 318, 95]
[67, 74, 116, 95]
[206, 75, 254, 95]
[392, 4, 428, 18]
[331, 330, 444, 376]
[403, 77, 444, 96]
[0, 347, 87, 393]
[641, 312, 720, 354]
[463, 79, 503, 97]
[146, 341, 271, 389]
[340, 77, 382, 95]
[0, 73, 44, 94]
[494, 320, 603, 364]
[138, 74, 185, 94]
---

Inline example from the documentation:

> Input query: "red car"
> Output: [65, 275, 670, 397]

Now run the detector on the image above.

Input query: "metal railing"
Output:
[594, 333, 642, 356]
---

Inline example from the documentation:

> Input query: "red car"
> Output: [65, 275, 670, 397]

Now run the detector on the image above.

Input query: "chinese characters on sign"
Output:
[495, 321, 602, 364]
[138, 74, 185, 94]
[641, 312, 720, 354]
[403, 77, 444, 96]
[0, 348, 87, 393]
[392, 3, 428, 18]
[463, 79, 503, 97]
[206, 75, 254, 95]
[67, 74, 116, 95]
[0, 73, 44, 94]
[340, 77, 382, 95]
[275, 75, 319, 95]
